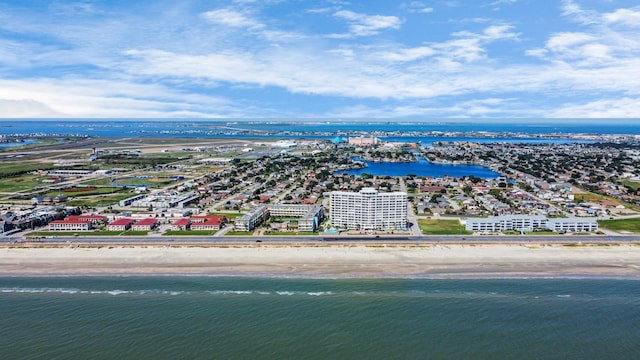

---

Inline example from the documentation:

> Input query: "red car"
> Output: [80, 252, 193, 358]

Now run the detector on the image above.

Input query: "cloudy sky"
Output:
[1, 0, 639, 119]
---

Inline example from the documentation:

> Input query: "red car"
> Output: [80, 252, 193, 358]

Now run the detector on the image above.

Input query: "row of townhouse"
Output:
[170, 215, 228, 231]
[49, 215, 161, 232]
[106, 218, 159, 231]
[48, 215, 108, 231]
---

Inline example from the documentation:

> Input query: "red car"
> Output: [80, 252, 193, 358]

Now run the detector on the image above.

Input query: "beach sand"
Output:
[1, 244, 639, 278]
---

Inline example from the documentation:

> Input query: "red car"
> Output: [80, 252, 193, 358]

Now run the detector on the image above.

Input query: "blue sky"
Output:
[1, 0, 639, 119]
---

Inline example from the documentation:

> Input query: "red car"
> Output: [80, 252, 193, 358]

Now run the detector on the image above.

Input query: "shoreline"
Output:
[1, 243, 639, 279]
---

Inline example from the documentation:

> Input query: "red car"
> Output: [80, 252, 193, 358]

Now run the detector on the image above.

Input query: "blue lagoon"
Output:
[335, 155, 501, 178]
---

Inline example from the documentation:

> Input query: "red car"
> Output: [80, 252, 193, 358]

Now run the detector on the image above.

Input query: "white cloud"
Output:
[307, 7, 334, 14]
[201, 8, 263, 29]
[482, 24, 519, 41]
[548, 97, 640, 118]
[329, 10, 402, 38]
[0, 78, 236, 118]
[532, 32, 613, 65]
[526, 2, 640, 68]
[489, 0, 517, 5]
[325, 97, 530, 118]
[561, 0, 599, 25]
[0, 99, 64, 117]
[401, 2, 433, 14]
[546, 32, 595, 50]
[452, 24, 519, 42]
[2, 1, 640, 118]
[426, 25, 518, 64]
[113, 21, 527, 104]
[603, 8, 640, 27]
[375, 46, 435, 62]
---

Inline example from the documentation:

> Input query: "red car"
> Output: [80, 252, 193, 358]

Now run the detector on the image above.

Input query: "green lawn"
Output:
[164, 230, 220, 236]
[418, 219, 471, 235]
[264, 231, 317, 236]
[225, 231, 253, 236]
[598, 218, 640, 233]
[526, 230, 557, 235]
[207, 212, 243, 219]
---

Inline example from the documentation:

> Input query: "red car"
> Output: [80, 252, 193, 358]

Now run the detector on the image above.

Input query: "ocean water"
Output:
[1, 277, 639, 359]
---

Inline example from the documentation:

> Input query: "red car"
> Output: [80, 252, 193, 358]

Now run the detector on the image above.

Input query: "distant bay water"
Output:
[1, 119, 639, 139]
[4, 119, 631, 178]
[1, 276, 639, 359]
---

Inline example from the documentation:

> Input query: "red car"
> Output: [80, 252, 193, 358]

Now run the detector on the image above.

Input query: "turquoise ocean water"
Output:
[1, 277, 639, 359]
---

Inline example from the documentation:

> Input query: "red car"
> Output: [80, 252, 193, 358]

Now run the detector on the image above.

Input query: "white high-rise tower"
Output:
[329, 188, 407, 230]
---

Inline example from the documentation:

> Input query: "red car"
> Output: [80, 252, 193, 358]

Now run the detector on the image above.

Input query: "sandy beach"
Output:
[1, 244, 640, 278]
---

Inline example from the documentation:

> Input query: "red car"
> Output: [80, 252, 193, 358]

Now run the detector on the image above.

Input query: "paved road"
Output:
[6, 234, 640, 245]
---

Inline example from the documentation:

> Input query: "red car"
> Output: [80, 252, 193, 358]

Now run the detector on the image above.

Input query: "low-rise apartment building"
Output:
[465, 215, 598, 232]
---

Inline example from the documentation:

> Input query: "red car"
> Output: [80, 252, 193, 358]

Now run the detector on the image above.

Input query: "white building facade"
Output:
[234, 205, 270, 231]
[330, 188, 407, 230]
[465, 215, 598, 233]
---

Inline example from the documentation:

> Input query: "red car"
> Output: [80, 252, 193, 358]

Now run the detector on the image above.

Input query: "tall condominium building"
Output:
[330, 188, 407, 230]
[347, 136, 378, 146]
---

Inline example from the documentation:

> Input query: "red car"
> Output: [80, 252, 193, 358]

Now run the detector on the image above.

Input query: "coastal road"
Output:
[8, 234, 640, 245]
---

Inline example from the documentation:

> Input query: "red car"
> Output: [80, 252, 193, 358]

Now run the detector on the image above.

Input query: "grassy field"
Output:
[65, 192, 138, 206]
[418, 219, 471, 235]
[574, 193, 610, 203]
[112, 177, 173, 186]
[0, 174, 44, 193]
[574, 191, 640, 212]
[0, 162, 54, 177]
[45, 187, 127, 197]
[0, 138, 63, 151]
[598, 218, 640, 233]
[77, 178, 116, 186]
[620, 179, 640, 192]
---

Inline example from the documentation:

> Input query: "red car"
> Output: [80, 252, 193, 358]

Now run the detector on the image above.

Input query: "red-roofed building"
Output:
[132, 218, 158, 231]
[66, 215, 108, 225]
[172, 218, 191, 230]
[49, 219, 92, 231]
[190, 215, 226, 230]
[190, 215, 226, 223]
[107, 218, 135, 231]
